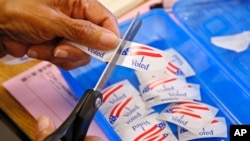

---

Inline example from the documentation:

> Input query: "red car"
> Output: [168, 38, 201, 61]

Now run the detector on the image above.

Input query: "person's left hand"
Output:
[36, 116, 103, 141]
[0, 0, 120, 70]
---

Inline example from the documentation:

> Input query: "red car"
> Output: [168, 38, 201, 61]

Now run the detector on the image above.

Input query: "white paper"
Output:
[0, 54, 34, 65]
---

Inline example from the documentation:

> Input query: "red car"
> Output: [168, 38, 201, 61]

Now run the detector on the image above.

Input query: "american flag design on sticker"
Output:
[210, 119, 219, 124]
[102, 84, 123, 102]
[171, 107, 202, 119]
[109, 97, 132, 125]
[178, 102, 210, 111]
[142, 78, 177, 93]
[134, 122, 168, 141]
[166, 62, 185, 76]
[121, 46, 163, 58]
[179, 127, 189, 134]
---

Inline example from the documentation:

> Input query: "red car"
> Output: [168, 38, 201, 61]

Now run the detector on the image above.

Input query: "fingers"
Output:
[36, 116, 103, 141]
[51, 0, 120, 51]
[0, 40, 7, 58]
[55, 16, 120, 51]
[35, 116, 55, 141]
[1, 37, 29, 57]
[84, 136, 103, 141]
[70, 0, 120, 36]
[28, 43, 91, 70]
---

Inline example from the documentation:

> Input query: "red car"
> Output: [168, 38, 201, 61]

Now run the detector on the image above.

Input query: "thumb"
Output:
[35, 116, 55, 141]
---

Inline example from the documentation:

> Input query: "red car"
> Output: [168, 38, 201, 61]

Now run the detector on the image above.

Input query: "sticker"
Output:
[178, 117, 227, 141]
[117, 42, 166, 71]
[139, 77, 187, 97]
[117, 113, 178, 141]
[99, 80, 140, 114]
[135, 69, 173, 85]
[143, 84, 201, 108]
[104, 96, 154, 128]
[164, 48, 195, 77]
[158, 102, 218, 134]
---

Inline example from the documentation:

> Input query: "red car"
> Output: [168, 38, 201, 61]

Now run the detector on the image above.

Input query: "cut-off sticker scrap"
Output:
[211, 30, 250, 53]
[158, 102, 218, 134]
[99, 80, 140, 114]
[164, 48, 195, 77]
[117, 41, 166, 71]
[104, 96, 154, 128]
[117, 113, 178, 141]
[178, 117, 227, 141]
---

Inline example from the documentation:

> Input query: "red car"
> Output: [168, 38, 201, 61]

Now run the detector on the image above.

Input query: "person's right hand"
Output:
[0, 0, 120, 69]
[36, 116, 103, 141]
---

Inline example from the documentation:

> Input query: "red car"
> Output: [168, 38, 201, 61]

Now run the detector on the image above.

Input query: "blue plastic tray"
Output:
[60, 3, 250, 140]
[173, 0, 250, 94]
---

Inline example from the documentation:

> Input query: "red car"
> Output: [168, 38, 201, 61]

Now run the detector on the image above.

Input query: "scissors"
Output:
[44, 13, 142, 141]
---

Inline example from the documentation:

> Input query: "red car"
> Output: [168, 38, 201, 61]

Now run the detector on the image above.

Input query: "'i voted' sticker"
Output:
[158, 102, 218, 134]
[100, 80, 140, 114]
[164, 48, 195, 77]
[104, 96, 154, 128]
[139, 77, 187, 96]
[117, 113, 178, 141]
[143, 83, 201, 108]
[117, 42, 166, 71]
[178, 117, 227, 141]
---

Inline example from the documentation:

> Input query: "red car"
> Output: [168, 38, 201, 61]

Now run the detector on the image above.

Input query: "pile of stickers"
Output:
[72, 40, 228, 140]
[96, 42, 228, 141]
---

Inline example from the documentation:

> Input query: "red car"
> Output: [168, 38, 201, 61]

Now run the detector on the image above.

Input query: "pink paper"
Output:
[2, 61, 108, 140]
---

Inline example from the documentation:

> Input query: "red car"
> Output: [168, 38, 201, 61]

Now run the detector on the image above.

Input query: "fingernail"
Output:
[54, 49, 68, 58]
[37, 116, 50, 132]
[27, 50, 38, 58]
[100, 32, 119, 49]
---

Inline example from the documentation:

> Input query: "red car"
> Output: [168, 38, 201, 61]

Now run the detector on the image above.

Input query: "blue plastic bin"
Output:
[60, 1, 250, 140]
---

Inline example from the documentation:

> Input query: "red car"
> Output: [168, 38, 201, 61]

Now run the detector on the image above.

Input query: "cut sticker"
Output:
[178, 117, 227, 141]
[117, 113, 178, 141]
[99, 80, 140, 114]
[104, 96, 154, 127]
[117, 42, 166, 71]
[158, 102, 218, 134]
[164, 48, 195, 77]
[143, 84, 201, 108]
[140, 77, 187, 96]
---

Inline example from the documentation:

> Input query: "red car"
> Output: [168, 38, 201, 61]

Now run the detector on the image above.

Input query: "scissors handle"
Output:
[44, 89, 102, 141]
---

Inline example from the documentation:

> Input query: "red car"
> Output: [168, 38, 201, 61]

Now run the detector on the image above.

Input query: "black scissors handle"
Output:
[44, 89, 102, 141]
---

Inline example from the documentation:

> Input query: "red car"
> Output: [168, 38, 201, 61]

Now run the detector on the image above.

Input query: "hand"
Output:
[36, 116, 103, 141]
[0, 0, 120, 69]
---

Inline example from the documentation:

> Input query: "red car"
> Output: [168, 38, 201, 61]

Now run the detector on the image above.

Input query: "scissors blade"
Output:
[94, 13, 142, 91]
